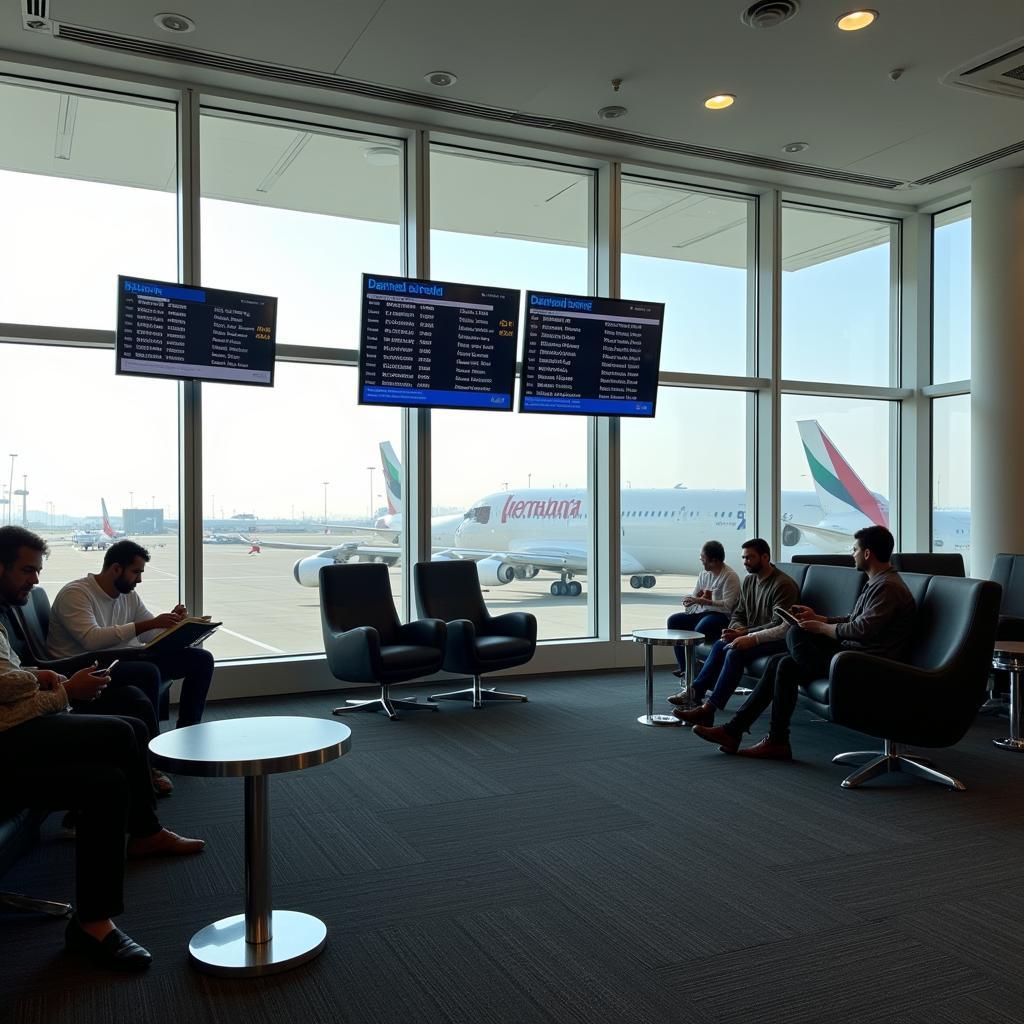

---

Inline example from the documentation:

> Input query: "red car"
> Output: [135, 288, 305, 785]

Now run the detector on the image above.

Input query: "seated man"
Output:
[667, 540, 740, 677]
[693, 525, 915, 760]
[47, 540, 214, 732]
[0, 526, 204, 972]
[670, 538, 798, 724]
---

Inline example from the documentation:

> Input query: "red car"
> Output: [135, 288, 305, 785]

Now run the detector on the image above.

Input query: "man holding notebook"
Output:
[47, 540, 214, 737]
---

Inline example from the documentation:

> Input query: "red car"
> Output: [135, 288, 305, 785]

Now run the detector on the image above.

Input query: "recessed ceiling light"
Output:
[836, 9, 877, 31]
[782, 141, 808, 153]
[704, 94, 735, 110]
[153, 12, 196, 33]
[424, 71, 457, 88]
[364, 146, 402, 167]
[597, 105, 628, 120]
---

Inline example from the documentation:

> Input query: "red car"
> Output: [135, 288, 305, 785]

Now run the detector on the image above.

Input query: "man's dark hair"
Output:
[854, 525, 895, 562]
[701, 540, 726, 563]
[741, 537, 771, 558]
[0, 525, 49, 568]
[102, 539, 150, 571]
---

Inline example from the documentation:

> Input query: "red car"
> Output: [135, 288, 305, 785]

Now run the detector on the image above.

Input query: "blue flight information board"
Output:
[358, 274, 519, 412]
[519, 291, 664, 417]
[116, 276, 276, 386]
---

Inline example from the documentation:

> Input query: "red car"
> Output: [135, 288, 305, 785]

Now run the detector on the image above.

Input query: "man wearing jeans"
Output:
[670, 538, 798, 725]
[693, 525, 915, 760]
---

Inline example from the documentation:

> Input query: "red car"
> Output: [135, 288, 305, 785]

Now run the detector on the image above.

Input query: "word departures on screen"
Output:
[358, 273, 519, 412]
[520, 291, 665, 417]
[116, 276, 277, 386]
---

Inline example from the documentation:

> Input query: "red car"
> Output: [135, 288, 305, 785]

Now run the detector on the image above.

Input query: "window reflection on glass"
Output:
[619, 387, 752, 636]
[201, 364, 402, 660]
[430, 146, 593, 640]
[933, 205, 971, 385]
[0, 82, 177, 329]
[0, 344, 179, 611]
[782, 206, 896, 386]
[621, 180, 753, 375]
[200, 114, 402, 348]
[779, 395, 895, 560]
[932, 394, 971, 570]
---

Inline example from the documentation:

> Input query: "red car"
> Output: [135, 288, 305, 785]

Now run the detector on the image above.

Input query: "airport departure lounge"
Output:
[4, 2, 1024, 1021]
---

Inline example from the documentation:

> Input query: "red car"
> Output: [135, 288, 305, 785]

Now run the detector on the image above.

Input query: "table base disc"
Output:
[638, 714, 682, 727]
[189, 910, 326, 977]
[993, 738, 1024, 752]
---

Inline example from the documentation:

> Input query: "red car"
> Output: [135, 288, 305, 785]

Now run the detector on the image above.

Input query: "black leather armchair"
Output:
[319, 563, 447, 720]
[414, 560, 537, 708]
[0, 807, 71, 917]
[824, 575, 1002, 790]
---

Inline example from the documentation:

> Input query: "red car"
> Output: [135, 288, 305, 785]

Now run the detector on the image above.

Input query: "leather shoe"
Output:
[127, 828, 205, 858]
[738, 736, 793, 761]
[667, 690, 701, 706]
[65, 917, 152, 972]
[692, 724, 740, 754]
[671, 704, 715, 727]
[671, 669, 685, 678]
[151, 769, 174, 796]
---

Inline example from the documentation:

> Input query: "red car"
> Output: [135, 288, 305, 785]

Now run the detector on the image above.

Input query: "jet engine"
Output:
[293, 555, 336, 587]
[782, 524, 801, 547]
[475, 555, 516, 585]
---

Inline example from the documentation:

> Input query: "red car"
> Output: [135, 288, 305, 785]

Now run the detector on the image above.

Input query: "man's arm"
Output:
[834, 585, 907, 643]
[728, 581, 750, 629]
[51, 587, 138, 651]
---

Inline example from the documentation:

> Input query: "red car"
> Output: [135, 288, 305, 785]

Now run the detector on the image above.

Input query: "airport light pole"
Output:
[7, 454, 16, 525]
[322, 481, 329, 525]
[129, 490, 134, 509]
[527, 473, 532, 488]
[366, 467, 375, 522]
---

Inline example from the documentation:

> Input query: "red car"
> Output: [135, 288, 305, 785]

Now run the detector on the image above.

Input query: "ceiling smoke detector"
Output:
[597, 105, 628, 120]
[153, 12, 196, 33]
[741, 0, 800, 29]
[782, 141, 809, 153]
[424, 71, 457, 88]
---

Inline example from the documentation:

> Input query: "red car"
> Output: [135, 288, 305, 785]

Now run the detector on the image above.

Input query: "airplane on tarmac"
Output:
[70, 498, 124, 550]
[100, 498, 126, 542]
[291, 421, 971, 594]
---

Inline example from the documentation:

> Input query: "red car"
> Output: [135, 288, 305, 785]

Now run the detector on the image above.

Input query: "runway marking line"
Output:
[218, 627, 286, 654]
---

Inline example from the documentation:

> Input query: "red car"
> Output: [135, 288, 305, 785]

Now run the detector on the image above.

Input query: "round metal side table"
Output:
[150, 716, 352, 977]
[632, 628, 704, 726]
[992, 642, 1024, 751]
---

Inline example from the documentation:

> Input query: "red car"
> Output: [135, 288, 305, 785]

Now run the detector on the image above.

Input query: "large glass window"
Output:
[0, 82, 177, 328]
[0, 344, 179, 612]
[621, 180, 754, 375]
[932, 205, 971, 385]
[201, 364, 402, 660]
[779, 395, 895, 561]
[931, 394, 971, 570]
[782, 206, 897, 386]
[200, 113, 402, 347]
[620, 387, 752, 635]
[430, 147, 593, 640]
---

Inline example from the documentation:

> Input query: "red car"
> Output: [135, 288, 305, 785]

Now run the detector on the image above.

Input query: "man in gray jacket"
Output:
[671, 538, 799, 726]
[693, 524, 915, 760]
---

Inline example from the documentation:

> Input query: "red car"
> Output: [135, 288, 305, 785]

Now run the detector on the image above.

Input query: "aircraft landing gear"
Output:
[630, 574, 657, 589]
[550, 574, 582, 597]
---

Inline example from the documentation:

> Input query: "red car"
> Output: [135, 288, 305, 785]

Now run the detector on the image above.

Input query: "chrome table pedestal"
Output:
[992, 642, 1024, 751]
[150, 717, 351, 976]
[632, 629, 704, 727]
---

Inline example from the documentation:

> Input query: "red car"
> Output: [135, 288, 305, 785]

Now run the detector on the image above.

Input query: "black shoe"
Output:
[65, 917, 152, 972]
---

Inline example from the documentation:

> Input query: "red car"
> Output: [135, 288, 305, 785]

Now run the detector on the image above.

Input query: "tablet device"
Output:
[776, 606, 802, 627]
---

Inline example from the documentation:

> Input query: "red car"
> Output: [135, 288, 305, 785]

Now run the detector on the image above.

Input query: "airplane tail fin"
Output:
[797, 420, 889, 527]
[380, 441, 401, 516]
[100, 498, 117, 538]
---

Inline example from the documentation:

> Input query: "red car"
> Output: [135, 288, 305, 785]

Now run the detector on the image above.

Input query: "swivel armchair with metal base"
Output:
[319, 563, 446, 720]
[0, 809, 71, 918]
[414, 560, 537, 709]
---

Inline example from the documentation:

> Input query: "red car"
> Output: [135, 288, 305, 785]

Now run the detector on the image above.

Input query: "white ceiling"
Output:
[0, 0, 1014, 265]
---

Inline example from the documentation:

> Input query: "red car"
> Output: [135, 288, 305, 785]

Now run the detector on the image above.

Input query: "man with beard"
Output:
[47, 541, 214, 747]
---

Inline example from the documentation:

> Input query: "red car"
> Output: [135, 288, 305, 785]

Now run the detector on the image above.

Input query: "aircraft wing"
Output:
[452, 542, 646, 575]
[245, 530, 400, 551]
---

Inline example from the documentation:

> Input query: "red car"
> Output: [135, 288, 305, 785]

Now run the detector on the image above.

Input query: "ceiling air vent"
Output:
[22, 0, 52, 32]
[942, 37, 1024, 101]
[741, 0, 800, 30]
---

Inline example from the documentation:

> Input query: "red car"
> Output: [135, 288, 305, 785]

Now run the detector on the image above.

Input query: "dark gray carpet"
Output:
[3, 670, 1024, 1024]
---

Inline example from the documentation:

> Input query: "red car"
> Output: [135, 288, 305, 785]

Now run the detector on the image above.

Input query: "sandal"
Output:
[151, 769, 174, 796]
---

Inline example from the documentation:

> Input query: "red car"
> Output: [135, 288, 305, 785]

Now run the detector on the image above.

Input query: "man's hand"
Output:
[682, 596, 698, 607]
[698, 589, 713, 602]
[790, 604, 827, 623]
[34, 670, 62, 691]
[727, 634, 758, 651]
[63, 664, 108, 701]
[722, 627, 748, 642]
[171, 604, 187, 617]
[153, 611, 186, 630]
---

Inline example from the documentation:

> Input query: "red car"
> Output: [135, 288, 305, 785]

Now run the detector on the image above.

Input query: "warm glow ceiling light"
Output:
[836, 9, 877, 31]
[704, 94, 736, 110]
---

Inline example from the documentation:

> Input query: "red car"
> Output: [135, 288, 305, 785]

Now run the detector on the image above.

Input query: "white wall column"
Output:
[970, 169, 1024, 575]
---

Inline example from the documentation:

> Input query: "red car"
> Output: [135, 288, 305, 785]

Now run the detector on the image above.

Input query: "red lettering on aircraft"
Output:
[500, 494, 582, 524]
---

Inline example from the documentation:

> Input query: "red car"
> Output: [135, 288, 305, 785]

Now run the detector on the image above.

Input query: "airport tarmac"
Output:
[33, 532, 698, 661]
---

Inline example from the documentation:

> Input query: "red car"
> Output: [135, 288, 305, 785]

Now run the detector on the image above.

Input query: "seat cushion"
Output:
[476, 636, 533, 662]
[802, 677, 830, 707]
[378, 644, 444, 679]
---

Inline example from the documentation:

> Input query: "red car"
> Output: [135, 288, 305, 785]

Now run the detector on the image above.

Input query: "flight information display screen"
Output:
[358, 274, 519, 411]
[519, 291, 664, 416]
[116, 276, 277, 386]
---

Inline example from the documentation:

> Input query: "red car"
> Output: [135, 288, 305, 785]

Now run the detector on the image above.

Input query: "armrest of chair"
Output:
[484, 611, 537, 644]
[445, 618, 479, 666]
[31, 653, 106, 675]
[324, 626, 380, 682]
[398, 617, 447, 650]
